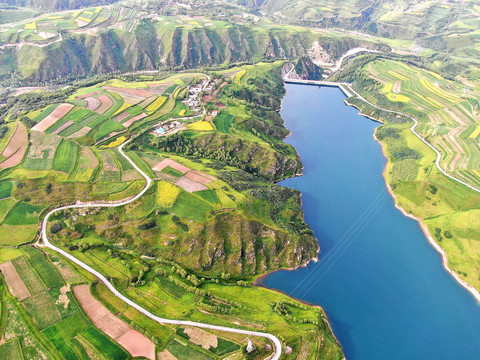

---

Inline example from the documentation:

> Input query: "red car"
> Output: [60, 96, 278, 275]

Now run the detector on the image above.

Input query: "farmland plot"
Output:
[74, 285, 155, 360]
[98, 151, 121, 182]
[0, 122, 28, 170]
[32, 104, 74, 132]
[71, 147, 99, 182]
[368, 59, 480, 188]
[23, 132, 61, 170]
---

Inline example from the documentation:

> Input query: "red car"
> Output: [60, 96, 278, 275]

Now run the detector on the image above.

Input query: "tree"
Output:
[51, 222, 63, 234]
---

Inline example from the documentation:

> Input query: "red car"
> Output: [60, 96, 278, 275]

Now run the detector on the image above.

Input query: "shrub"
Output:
[51, 222, 63, 234]
[138, 221, 156, 230]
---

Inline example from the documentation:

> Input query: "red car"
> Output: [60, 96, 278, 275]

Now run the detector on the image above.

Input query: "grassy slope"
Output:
[0, 63, 342, 358]
[344, 57, 480, 292]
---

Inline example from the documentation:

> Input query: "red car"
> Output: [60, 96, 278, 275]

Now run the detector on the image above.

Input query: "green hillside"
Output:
[3, 0, 119, 10]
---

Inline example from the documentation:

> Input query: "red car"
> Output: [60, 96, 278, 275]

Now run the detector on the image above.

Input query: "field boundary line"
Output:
[39, 139, 282, 360]
[345, 85, 480, 194]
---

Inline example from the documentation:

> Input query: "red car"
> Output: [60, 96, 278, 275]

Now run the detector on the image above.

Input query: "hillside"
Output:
[0, 3, 384, 85]
[3, 0, 119, 10]
[0, 62, 344, 358]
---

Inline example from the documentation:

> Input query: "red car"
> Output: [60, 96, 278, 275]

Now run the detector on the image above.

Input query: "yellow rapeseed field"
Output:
[157, 181, 181, 207]
[113, 103, 131, 116]
[25, 22, 37, 30]
[146, 96, 167, 113]
[234, 69, 246, 85]
[187, 121, 214, 131]
[104, 136, 126, 148]
[386, 93, 410, 103]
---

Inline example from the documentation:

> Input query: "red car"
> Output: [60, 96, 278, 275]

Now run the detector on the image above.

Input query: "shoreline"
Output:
[371, 131, 480, 305]
[253, 269, 344, 354]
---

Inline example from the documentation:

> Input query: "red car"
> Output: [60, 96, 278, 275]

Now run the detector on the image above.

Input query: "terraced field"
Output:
[0, 247, 129, 360]
[0, 4, 141, 47]
[368, 59, 480, 188]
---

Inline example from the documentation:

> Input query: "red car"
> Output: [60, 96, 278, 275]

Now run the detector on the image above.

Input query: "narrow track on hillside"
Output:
[39, 140, 282, 360]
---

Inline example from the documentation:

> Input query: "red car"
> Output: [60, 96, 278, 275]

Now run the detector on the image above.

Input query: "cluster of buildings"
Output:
[153, 77, 222, 137]
[182, 78, 217, 113]
[153, 120, 181, 136]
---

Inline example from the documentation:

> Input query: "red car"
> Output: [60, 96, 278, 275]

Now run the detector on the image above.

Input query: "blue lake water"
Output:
[264, 84, 480, 359]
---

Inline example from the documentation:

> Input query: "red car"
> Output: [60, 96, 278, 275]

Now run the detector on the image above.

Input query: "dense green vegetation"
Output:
[0, 59, 343, 359]
[0, 1, 382, 86]
[2, 1, 480, 359]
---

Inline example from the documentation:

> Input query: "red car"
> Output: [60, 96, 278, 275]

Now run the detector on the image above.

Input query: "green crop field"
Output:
[42, 326, 80, 360]
[81, 327, 128, 360]
[213, 112, 234, 133]
[4, 202, 44, 226]
[22, 247, 64, 288]
[11, 256, 46, 295]
[94, 119, 125, 142]
[366, 59, 480, 189]
[209, 337, 240, 356]
[194, 190, 221, 206]
[52, 140, 79, 174]
[167, 338, 215, 360]
[161, 166, 184, 178]
[0, 182, 13, 199]
[172, 191, 213, 222]
[0, 224, 38, 246]
[23, 291, 62, 329]
[0, 198, 17, 223]
[0, 339, 22, 360]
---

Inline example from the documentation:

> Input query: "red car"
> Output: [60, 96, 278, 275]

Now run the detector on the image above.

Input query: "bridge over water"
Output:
[284, 79, 353, 97]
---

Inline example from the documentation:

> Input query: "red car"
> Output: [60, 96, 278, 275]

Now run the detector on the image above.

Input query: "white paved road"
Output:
[41, 141, 282, 360]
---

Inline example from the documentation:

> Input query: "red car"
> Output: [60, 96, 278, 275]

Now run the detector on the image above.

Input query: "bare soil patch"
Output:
[114, 112, 130, 123]
[84, 97, 101, 111]
[74, 285, 110, 322]
[148, 84, 172, 95]
[175, 177, 208, 192]
[73, 285, 155, 360]
[117, 329, 156, 360]
[0, 122, 28, 170]
[157, 349, 178, 360]
[78, 91, 101, 99]
[26, 131, 61, 160]
[96, 313, 130, 338]
[82, 147, 99, 168]
[54, 283, 70, 309]
[75, 18, 89, 27]
[123, 113, 147, 127]
[53, 120, 74, 134]
[0, 261, 30, 300]
[184, 327, 218, 349]
[184, 171, 215, 185]
[103, 86, 154, 99]
[68, 126, 91, 138]
[32, 103, 74, 132]
[184, 171, 212, 185]
[393, 81, 402, 93]
[122, 169, 143, 182]
[95, 95, 113, 114]
[153, 159, 190, 173]
[444, 107, 469, 126]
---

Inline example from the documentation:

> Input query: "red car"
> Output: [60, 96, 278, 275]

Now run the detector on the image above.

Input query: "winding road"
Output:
[40, 141, 282, 359]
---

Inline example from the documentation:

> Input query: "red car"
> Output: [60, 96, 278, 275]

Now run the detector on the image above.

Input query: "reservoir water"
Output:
[264, 84, 480, 359]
